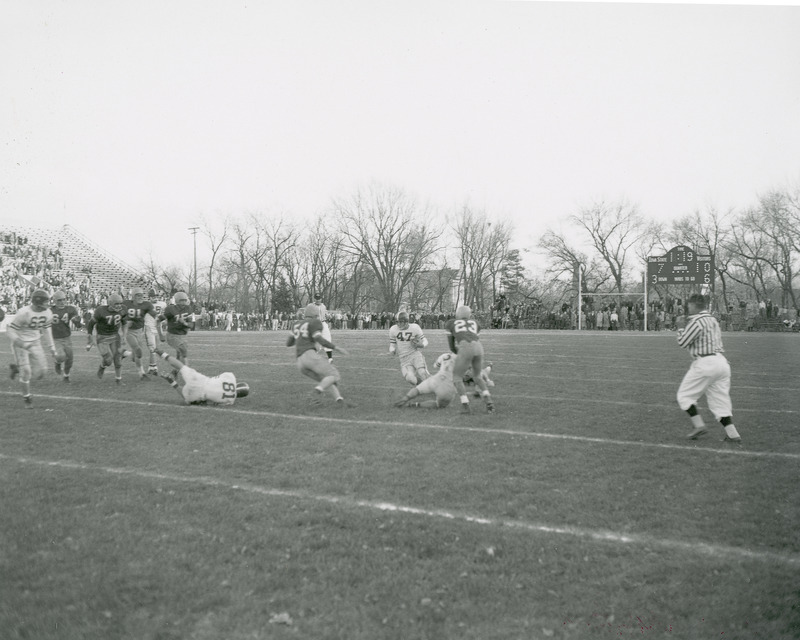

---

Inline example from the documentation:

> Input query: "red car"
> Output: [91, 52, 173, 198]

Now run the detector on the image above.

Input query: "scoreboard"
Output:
[647, 245, 714, 286]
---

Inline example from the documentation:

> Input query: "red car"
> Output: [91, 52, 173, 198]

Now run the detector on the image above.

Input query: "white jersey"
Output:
[179, 366, 238, 405]
[146, 301, 167, 328]
[433, 352, 456, 381]
[389, 323, 428, 360]
[8, 305, 53, 345]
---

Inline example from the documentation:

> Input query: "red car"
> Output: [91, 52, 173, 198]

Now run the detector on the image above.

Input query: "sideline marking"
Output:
[3, 391, 798, 460]
[3, 453, 797, 567]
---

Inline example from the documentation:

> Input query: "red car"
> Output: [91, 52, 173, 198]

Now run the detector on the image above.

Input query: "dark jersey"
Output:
[290, 318, 324, 357]
[445, 317, 481, 352]
[50, 305, 81, 339]
[89, 305, 126, 336]
[123, 299, 155, 331]
[163, 304, 193, 335]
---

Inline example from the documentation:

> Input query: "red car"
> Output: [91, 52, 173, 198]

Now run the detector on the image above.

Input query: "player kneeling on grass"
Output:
[154, 348, 249, 405]
[394, 353, 457, 409]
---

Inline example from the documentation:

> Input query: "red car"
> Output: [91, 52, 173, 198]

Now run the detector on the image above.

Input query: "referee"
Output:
[676, 293, 742, 444]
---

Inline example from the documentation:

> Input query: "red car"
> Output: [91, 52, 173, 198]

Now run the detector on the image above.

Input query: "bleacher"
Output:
[1, 224, 148, 295]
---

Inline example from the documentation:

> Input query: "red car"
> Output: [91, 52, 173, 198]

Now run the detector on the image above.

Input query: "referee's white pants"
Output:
[320, 322, 332, 348]
[676, 354, 733, 420]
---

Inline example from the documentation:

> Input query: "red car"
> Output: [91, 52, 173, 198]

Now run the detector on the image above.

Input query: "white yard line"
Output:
[2, 391, 798, 460]
[3, 453, 797, 567]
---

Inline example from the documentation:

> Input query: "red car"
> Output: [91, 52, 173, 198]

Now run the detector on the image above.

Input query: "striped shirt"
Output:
[676, 311, 724, 358]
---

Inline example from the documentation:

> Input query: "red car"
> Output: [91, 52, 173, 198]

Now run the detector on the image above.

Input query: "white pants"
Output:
[676, 354, 732, 420]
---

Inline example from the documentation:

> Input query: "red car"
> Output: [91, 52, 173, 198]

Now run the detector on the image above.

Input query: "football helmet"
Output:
[108, 293, 124, 312]
[304, 303, 319, 319]
[396, 310, 409, 329]
[131, 287, 145, 302]
[174, 291, 190, 307]
[31, 289, 50, 311]
[53, 290, 68, 308]
[235, 382, 250, 398]
[455, 305, 472, 320]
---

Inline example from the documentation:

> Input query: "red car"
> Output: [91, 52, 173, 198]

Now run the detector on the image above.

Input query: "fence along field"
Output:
[1, 328, 798, 639]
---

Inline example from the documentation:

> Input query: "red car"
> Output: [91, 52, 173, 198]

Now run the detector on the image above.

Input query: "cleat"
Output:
[63, 375, 70, 383]
[116, 378, 122, 385]
[23, 396, 33, 409]
[149, 368, 159, 376]
[97, 365, 106, 379]
[140, 373, 150, 381]
[723, 435, 742, 444]
[309, 389, 323, 406]
[486, 401, 495, 414]
[55, 361, 62, 375]
[460, 403, 471, 415]
[686, 426, 708, 440]
[9, 363, 19, 380]
[160, 373, 175, 385]
[394, 398, 408, 408]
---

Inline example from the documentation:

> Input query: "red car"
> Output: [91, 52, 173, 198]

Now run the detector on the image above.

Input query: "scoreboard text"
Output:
[647, 245, 714, 287]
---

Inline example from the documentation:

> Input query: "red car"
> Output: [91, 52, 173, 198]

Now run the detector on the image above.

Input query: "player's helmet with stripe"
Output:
[53, 290, 67, 308]
[235, 382, 250, 398]
[304, 303, 319, 319]
[108, 293, 124, 312]
[31, 289, 50, 311]
[397, 310, 409, 329]
[174, 291, 190, 307]
[455, 305, 472, 320]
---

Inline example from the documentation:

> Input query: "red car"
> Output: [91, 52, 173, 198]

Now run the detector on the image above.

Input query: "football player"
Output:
[86, 293, 129, 384]
[50, 290, 81, 382]
[158, 291, 194, 365]
[394, 353, 457, 409]
[445, 305, 495, 414]
[7, 289, 57, 408]
[463, 361, 495, 397]
[388, 310, 430, 385]
[154, 348, 249, 405]
[287, 303, 349, 405]
[313, 292, 333, 362]
[144, 289, 168, 375]
[123, 287, 157, 380]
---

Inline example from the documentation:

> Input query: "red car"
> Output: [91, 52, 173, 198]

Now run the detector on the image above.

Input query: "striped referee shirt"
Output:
[676, 311, 724, 358]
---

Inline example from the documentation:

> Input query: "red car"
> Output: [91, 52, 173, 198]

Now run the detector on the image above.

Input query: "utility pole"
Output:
[188, 226, 199, 305]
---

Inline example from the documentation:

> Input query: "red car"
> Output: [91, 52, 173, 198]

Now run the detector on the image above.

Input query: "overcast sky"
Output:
[2, 1, 799, 273]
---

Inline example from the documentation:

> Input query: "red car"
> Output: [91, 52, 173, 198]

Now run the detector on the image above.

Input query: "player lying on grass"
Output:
[463, 361, 494, 397]
[394, 353, 457, 409]
[154, 348, 249, 405]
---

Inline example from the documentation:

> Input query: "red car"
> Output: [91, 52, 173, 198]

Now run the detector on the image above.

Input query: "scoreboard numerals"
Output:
[647, 245, 714, 287]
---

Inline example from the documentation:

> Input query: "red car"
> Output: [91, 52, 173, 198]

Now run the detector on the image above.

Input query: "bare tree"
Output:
[668, 206, 736, 310]
[571, 199, 648, 293]
[197, 214, 230, 307]
[451, 205, 512, 310]
[334, 183, 443, 312]
[138, 252, 189, 297]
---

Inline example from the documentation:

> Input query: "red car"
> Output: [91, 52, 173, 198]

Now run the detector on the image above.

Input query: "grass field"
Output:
[1, 327, 799, 640]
